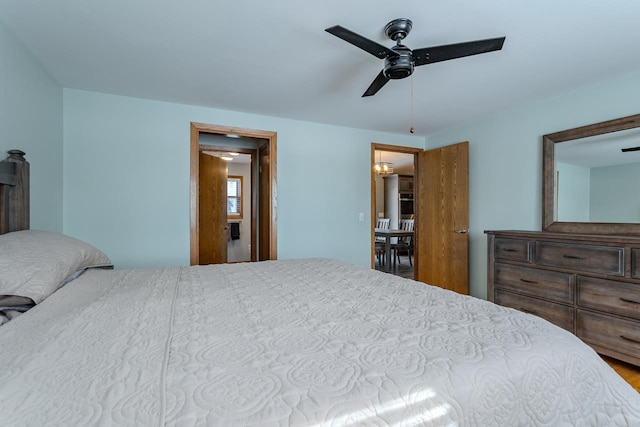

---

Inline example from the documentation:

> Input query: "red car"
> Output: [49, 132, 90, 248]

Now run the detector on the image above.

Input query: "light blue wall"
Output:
[0, 22, 63, 232]
[557, 162, 591, 222]
[426, 69, 640, 298]
[63, 89, 423, 268]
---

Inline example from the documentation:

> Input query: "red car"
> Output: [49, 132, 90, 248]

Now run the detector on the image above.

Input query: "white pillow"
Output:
[0, 230, 112, 304]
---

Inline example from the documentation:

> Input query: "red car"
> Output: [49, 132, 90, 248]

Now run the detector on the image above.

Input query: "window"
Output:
[227, 176, 242, 219]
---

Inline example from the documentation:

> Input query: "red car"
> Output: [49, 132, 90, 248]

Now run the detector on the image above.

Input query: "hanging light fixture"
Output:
[374, 151, 394, 175]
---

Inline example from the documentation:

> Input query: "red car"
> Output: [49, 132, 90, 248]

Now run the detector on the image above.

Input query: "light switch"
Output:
[358, 212, 364, 221]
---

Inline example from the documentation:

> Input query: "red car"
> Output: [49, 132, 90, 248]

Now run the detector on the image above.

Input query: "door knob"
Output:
[454, 228, 468, 234]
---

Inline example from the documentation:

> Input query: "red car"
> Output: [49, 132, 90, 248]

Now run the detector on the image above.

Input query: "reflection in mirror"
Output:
[555, 127, 640, 223]
[542, 113, 640, 235]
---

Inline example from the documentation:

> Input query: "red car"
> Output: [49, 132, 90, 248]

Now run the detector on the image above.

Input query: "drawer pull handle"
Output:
[620, 335, 640, 345]
[519, 308, 538, 315]
[502, 248, 518, 252]
[520, 278, 538, 284]
[562, 254, 587, 260]
[620, 297, 640, 305]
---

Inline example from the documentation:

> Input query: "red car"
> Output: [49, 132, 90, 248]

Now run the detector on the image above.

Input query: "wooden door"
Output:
[258, 143, 276, 260]
[198, 152, 227, 264]
[415, 141, 469, 294]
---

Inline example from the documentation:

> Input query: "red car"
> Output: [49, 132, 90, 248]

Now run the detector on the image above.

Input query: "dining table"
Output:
[374, 228, 414, 272]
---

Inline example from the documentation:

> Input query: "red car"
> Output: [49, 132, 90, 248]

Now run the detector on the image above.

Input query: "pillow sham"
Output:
[0, 230, 112, 304]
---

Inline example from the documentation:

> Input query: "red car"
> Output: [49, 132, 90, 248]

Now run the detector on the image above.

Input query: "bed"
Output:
[1, 150, 639, 426]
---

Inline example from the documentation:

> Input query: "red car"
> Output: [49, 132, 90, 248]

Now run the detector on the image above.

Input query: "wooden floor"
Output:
[375, 253, 414, 279]
[603, 356, 640, 392]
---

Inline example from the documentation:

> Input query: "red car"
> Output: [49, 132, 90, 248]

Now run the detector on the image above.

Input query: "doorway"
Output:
[199, 148, 253, 264]
[371, 141, 470, 294]
[373, 148, 416, 279]
[371, 144, 421, 280]
[190, 122, 277, 265]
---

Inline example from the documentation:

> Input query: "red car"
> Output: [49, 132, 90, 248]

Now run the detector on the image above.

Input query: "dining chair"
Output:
[376, 218, 390, 233]
[375, 218, 390, 266]
[393, 219, 414, 266]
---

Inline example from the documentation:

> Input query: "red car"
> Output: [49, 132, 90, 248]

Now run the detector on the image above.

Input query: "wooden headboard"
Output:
[0, 150, 29, 234]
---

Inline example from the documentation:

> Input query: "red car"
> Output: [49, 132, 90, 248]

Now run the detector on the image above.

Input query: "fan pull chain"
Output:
[409, 74, 415, 134]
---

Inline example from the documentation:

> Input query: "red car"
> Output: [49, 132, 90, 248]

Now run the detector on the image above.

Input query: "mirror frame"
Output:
[543, 113, 640, 235]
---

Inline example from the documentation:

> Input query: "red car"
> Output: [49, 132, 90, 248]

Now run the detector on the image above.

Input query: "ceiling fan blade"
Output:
[413, 37, 505, 66]
[325, 25, 396, 59]
[362, 70, 390, 97]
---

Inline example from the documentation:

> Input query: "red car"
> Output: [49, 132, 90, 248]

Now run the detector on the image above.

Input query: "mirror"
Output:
[543, 113, 640, 235]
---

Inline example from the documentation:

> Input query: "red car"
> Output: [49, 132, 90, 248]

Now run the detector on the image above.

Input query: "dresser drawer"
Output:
[495, 263, 573, 304]
[494, 238, 531, 263]
[577, 276, 640, 321]
[535, 241, 623, 276]
[494, 290, 574, 332]
[632, 249, 640, 279]
[577, 310, 640, 359]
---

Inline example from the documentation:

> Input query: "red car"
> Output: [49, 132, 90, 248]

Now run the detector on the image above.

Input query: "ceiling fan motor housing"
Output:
[384, 46, 414, 79]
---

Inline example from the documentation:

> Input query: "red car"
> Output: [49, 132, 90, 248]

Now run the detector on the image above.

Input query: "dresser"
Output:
[486, 230, 640, 367]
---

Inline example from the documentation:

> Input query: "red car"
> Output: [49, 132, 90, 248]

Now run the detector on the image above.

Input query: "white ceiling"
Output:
[2, 1, 640, 136]
[375, 150, 414, 172]
[203, 151, 252, 164]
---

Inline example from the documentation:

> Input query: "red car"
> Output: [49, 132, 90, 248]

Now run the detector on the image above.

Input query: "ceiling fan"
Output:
[325, 18, 506, 97]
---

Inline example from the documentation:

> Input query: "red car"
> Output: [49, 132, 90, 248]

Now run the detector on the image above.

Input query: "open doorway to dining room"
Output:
[372, 145, 419, 279]
[371, 141, 470, 295]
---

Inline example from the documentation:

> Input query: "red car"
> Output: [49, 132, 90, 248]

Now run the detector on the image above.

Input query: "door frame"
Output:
[190, 122, 277, 265]
[370, 143, 423, 276]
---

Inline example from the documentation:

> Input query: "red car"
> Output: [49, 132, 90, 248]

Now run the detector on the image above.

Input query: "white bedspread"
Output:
[1, 259, 639, 426]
